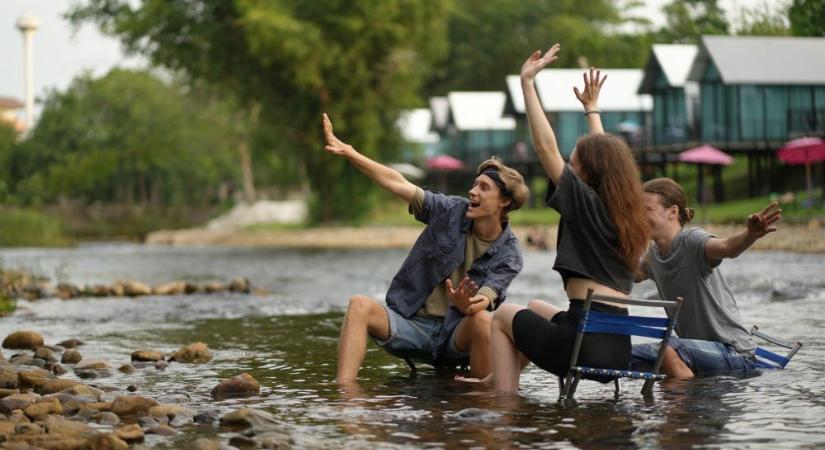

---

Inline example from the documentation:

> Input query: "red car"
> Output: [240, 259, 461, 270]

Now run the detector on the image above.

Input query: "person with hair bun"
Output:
[632, 177, 782, 377]
[322, 114, 529, 382]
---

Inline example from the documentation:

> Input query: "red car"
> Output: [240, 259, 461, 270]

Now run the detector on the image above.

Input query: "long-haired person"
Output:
[461, 44, 650, 392]
[322, 114, 529, 383]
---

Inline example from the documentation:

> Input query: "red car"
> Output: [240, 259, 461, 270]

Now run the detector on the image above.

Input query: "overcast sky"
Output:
[0, 0, 760, 121]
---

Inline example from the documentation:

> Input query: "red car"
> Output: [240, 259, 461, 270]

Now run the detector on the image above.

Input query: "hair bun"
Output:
[685, 207, 695, 222]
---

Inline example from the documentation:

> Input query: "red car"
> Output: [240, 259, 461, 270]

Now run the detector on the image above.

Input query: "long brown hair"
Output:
[643, 178, 695, 226]
[574, 134, 650, 270]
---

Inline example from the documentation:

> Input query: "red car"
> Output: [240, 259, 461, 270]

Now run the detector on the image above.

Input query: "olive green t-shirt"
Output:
[410, 188, 499, 317]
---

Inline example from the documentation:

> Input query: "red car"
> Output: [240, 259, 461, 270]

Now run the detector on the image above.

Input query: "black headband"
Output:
[481, 168, 513, 199]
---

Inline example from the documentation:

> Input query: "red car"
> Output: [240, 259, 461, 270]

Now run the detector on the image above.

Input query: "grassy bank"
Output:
[0, 208, 71, 247]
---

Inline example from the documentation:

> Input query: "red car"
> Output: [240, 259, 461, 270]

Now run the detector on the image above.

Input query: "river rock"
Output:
[52, 364, 68, 376]
[229, 277, 250, 293]
[0, 393, 40, 414]
[86, 433, 129, 450]
[43, 414, 97, 437]
[0, 420, 15, 437]
[75, 359, 110, 371]
[2, 331, 44, 349]
[7, 409, 30, 423]
[170, 342, 212, 363]
[193, 410, 219, 424]
[186, 438, 223, 450]
[154, 360, 168, 370]
[152, 281, 186, 296]
[203, 282, 226, 293]
[131, 350, 163, 362]
[184, 282, 200, 294]
[99, 411, 120, 426]
[18, 369, 55, 390]
[251, 431, 291, 449]
[39, 379, 82, 395]
[110, 281, 125, 297]
[123, 281, 152, 297]
[56, 282, 82, 299]
[59, 384, 103, 401]
[110, 396, 158, 418]
[33, 347, 57, 363]
[8, 354, 36, 366]
[146, 424, 177, 436]
[56, 338, 84, 349]
[211, 373, 260, 399]
[61, 349, 82, 364]
[118, 364, 135, 374]
[24, 397, 62, 420]
[90, 284, 113, 297]
[115, 423, 143, 443]
[0, 366, 18, 388]
[0, 388, 18, 398]
[219, 407, 280, 430]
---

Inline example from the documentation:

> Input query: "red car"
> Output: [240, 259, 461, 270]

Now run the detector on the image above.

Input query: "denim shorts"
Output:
[371, 305, 469, 363]
[631, 337, 758, 376]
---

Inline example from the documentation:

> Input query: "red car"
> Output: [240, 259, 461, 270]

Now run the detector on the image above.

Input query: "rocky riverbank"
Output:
[146, 222, 825, 253]
[0, 330, 285, 449]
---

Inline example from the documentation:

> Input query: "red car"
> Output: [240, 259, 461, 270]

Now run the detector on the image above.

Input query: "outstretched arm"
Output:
[521, 44, 565, 184]
[322, 113, 417, 204]
[574, 67, 607, 135]
[705, 202, 782, 261]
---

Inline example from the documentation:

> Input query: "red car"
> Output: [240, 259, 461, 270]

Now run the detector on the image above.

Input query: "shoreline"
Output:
[145, 223, 825, 254]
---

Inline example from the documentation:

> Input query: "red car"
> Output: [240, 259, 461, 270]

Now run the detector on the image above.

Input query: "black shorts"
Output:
[512, 299, 631, 382]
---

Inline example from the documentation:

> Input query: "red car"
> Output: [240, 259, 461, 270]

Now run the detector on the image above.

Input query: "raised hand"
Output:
[446, 277, 487, 315]
[322, 113, 353, 156]
[521, 43, 560, 82]
[747, 201, 782, 238]
[574, 67, 607, 111]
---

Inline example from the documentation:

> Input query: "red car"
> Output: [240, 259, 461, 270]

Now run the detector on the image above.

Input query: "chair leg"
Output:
[403, 357, 417, 373]
[641, 379, 654, 395]
[563, 372, 575, 398]
[568, 373, 582, 399]
[557, 376, 565, 398]
[614, 378, 621, 397]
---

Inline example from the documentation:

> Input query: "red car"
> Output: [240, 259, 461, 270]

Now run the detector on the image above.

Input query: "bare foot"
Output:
[455, 373, 493, 387]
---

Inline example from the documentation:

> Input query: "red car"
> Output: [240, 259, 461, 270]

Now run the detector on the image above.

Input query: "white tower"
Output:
[16, 11, 40, 131]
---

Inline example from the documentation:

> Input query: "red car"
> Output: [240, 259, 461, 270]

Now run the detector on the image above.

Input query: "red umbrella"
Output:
[426, 155, 465, 171]
[778, 137, 825, 207]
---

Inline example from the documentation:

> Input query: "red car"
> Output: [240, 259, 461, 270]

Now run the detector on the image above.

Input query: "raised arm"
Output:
[322, 113, 417, 204]
[705, 202, 782, 261]
[574, 67, 607, 135]
[521, 44, 565, 184]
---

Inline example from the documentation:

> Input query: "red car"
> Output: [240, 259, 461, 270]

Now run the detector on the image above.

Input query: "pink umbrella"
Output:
[678, 145, 733, 166]
[426, 155, 465, 171]
[777, 137, 825, 207]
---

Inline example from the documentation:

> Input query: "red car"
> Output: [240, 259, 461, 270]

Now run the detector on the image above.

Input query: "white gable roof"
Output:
[535, 69, 652, 112]
[688, 35, 825, 85]
[429, 96, 450, 130]
[447, 92, 516, 131]
[506, 75, 526, 114]
[397, 109, 439, 144]
[653, 44, 698, 87]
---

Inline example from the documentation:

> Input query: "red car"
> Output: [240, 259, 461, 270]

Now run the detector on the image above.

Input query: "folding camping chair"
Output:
[396, 350, 468, 374]
[559, 289, 683, 399]
[749, 325, 803, 369]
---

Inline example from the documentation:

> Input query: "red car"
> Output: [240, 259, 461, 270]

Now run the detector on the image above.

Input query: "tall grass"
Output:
[0, 208, 71, 247]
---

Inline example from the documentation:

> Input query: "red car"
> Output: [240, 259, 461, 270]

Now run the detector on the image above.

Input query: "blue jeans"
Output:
[631, 337, 758, 376]
[372, 305, 469, 364]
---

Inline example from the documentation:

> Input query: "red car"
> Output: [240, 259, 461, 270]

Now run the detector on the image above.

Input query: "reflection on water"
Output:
[1, 243, 824, 448]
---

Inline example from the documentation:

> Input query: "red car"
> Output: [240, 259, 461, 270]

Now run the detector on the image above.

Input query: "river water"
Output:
[0, 243, 823, 448]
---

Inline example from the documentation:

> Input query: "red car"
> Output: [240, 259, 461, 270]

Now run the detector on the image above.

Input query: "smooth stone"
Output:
[204, 282, 226, 293]
[75, 359, 111, 370]
[170, 342, 212, 364]
[110, 396, 158, 418]
[251, 431, 291, 449]
[154, 360, 168, 370]
[117, 364, 135, 374]
[59, 384, 103, 401]
[85, 433, 129, 450]
[56, 282, 81, 299]
[229, 277, 250, 293]
[219, 407, 281, 431]
[61, 349, 82, 364]
[2, 331, 44, 350]
[0, 393, 41, 414]
[39, 379, 82, 394]
[127, 385, 137, 392]
[0, 388, 18, 398]
[33, 347, 57, 363]
[99, 411, 120, 425]
[146, 424, 177, 436]
[0, 366, 18, 389]
[43, 414, 97, 437]
[123, 281, 152, 297]
[193, 410, 219, 424]
[229, 436, 256, 448]
[130, 350, 163, 362]
[56, 339, 84, 349]
[184, 283, 200, 294]
[76, 369, 112, 379]
[186, 438, 223, 450]
[17, 369, 55, 390]
[115, 423, 144, 443]
[152, 281, 186, 296]
[52, 364, 68, 376]
[8, 355, 36, 366]
[211, 373, 260, 399]
[24, 397, 63, 420]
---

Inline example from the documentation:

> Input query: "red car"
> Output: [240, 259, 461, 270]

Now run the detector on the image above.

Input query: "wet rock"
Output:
[7, 409, 30, 423]
[75, 359, 111, 371]
[24, 397, 62, 420]
[229, 277, 250, 293]
[51, 363, 68, 376]
[204, 282, 226, 293]
[115, 423, 143, 443]
[39, 379, 82, 395]
[2, 331, 44, 350]
[117, 364, 135, 374]
[99, 411, 120, 426]
[0, 420, 15, 437]
[14, 421, 43, 434]
[61, 349, 82, 364]
[170, 342, 212, 364]
[124, 281, 152, 297]
[184, 282, 200, 294]
[138, 416, 160, 428]
[33, 347, 57, 363]
[90, 284, 113, 297]
[155, 360, 168, 370]
[251, 431, 291, 449]
[152, 281, 186, 296]
[193, 410, 220, 424]
[127, 385, 137, 392]
[86, 433, 129, 450]
[18, 368, 55, 390]
[110, 281, 125, 297]
[186, 438, 224, 450]
[76, 369, 112, 380]
[131, 350, 163, 362]
[150, 404, 194, 428]
[43, 414, 97, 436]
[131, 361, 155, 369]
[110, 396, 158, 418]
[82, 401, 112, 412]
[211, 373, 260, 399]
[52, 394, 93, 415]
[59, 384, 103, 401]
[229, 435, 257, 447]
[57, 338, 84, 349]
[8, 354, 36, 366]
[0, 366, 19, 388]
[56, 282, 82, 299]
[220, 407, 281, 430]
[0, 388, 18, 398]
[146, 424, 177, 436]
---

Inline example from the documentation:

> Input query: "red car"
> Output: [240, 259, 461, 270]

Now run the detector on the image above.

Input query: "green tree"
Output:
[12, 69, 240, 207]
[0, 123, 17, 201]
[71, 0, 449, 222]
[657, 0, 730, 44]
[735, 1, 790, 36]
[789, 0, 825, 36]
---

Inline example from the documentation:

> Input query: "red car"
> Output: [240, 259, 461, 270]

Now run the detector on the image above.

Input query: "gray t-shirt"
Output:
[644, 227, 756, 354]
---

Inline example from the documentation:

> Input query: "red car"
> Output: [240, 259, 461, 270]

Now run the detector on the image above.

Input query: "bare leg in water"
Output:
[457, 299, 563, 393]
